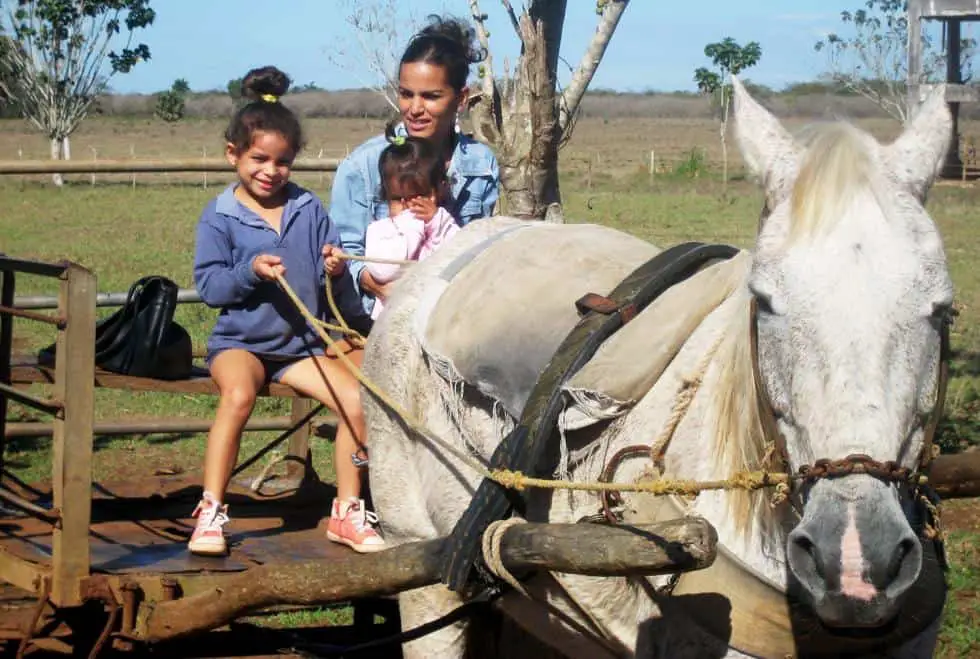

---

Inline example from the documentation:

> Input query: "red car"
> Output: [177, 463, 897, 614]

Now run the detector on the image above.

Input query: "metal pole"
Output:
[13, 288, 201, 310]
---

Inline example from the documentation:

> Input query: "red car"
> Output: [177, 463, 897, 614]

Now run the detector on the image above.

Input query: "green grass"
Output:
[937, 530, 980, 658]
[243, 605, 354, 629]
[2, 153, 980, 646]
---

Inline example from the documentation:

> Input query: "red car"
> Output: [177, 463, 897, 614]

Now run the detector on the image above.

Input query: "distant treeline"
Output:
[4, 81, 980, 122]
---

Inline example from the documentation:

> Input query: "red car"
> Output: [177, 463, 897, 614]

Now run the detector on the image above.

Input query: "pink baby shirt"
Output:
[364, 207, 459, 319]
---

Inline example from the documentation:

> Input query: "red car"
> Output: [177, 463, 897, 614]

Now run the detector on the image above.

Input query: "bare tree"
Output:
[468, 0, 630, 220]
[332, 0, 630, 220]
[325, 0, 425, 111]
[1, 1, 154, 185]
[814, 0, 974, 122]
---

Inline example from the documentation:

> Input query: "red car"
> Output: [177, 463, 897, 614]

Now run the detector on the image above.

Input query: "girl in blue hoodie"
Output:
[191, 66, 384, 556]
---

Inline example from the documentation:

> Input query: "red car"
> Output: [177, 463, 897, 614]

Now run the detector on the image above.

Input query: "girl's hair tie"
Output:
[261, 94, 279, 103]
[389, 135, 406, 146]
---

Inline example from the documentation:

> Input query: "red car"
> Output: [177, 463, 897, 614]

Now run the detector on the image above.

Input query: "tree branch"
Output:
[468, 0, 501, 146]
[500, 0, 521, 39]
[558, 0, 630, 134]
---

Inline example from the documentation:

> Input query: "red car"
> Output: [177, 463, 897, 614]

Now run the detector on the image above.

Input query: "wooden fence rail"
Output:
[0, 158, 340, 175]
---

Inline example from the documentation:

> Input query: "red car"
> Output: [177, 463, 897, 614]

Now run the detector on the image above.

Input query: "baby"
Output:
[364, 124, 459, 319]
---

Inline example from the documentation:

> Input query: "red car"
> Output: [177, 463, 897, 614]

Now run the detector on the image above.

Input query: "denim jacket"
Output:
[330, 130, 499, 317]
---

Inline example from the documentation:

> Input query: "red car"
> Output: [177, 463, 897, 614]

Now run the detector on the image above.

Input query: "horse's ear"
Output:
[883, 86, 952, 200]
[731, 76, 799, 208]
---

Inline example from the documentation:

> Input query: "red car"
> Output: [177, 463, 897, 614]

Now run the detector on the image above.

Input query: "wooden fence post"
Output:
[286, 398, 315, 482]
[50, 263, 96, 607]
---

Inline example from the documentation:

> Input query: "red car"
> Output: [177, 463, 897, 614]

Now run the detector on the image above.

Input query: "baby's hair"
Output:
[224, 66, 304, 154]
[378, 119, 447, 201]
[400, 15, 485, 92]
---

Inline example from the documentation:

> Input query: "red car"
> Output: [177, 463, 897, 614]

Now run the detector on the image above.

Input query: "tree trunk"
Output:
[49, 136, 68, 187]
[471, 12, 563, 220]
[141, 517, 717, 642]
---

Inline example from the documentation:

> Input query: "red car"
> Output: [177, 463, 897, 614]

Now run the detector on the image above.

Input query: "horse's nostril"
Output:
[789, 530, 825, 580]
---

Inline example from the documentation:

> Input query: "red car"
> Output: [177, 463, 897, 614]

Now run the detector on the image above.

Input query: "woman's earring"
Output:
[454, 113, 461, 135]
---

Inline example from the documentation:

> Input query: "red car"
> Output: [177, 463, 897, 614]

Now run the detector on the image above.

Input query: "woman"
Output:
[330, 15, 500, 324]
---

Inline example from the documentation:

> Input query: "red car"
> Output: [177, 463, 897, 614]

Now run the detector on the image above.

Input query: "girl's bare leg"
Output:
[205, 349, 266, 499]
[277, 343, 366, 500]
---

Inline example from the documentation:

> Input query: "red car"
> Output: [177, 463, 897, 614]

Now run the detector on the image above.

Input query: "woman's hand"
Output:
[322, 244, 346, 277]
[252, 254, 286, 281]
[360, 269, 392, 301]
[408, 194, 437, 222]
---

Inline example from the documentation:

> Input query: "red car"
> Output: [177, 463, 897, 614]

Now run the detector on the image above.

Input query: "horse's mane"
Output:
[788, 122, 875, 244]
[707, 288, 771, 535]
[707, 121, 877, 536]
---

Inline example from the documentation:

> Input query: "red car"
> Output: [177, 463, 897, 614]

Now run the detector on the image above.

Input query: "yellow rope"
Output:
[274, 273, 492, 477]
[275, 272, 796, 498]
[490, 468, 792, 494]
[338, 253, 416, 267]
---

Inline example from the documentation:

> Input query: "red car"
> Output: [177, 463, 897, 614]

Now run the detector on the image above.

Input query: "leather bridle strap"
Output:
[749, 299, 952, 487]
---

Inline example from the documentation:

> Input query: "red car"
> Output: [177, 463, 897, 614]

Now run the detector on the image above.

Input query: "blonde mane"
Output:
[705, 123, 878, 534]
[708, 289, 773, 536]
[788, 122, 875, 244]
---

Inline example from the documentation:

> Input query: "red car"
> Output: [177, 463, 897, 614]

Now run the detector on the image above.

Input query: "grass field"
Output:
[1, 115, 979, 656]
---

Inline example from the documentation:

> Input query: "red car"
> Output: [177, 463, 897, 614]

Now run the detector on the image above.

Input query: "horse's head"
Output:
[731, 78, 953, 629]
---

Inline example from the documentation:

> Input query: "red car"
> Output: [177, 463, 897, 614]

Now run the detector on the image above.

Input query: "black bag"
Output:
[40, 275, 193, 380]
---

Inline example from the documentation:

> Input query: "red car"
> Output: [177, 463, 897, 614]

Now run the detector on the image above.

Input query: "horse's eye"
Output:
[752, 290, 775, 316]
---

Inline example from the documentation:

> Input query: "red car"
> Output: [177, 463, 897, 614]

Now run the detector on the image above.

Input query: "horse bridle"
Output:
[595, 299, 951, 525]
[748, 297, 951, 495]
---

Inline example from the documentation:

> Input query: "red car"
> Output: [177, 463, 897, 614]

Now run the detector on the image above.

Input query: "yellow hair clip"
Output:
[391, 135, 406, 146]
[261, 94, 279, 103]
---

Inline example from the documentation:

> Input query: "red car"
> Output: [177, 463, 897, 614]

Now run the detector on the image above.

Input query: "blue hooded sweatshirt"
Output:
[193, 183, 356, 359]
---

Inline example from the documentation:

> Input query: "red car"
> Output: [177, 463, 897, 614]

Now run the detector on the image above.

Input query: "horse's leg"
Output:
[398, 584, 471, 659]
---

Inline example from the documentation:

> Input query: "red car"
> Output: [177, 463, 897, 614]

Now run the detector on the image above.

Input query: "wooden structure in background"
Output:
[908, 0, 980, 174]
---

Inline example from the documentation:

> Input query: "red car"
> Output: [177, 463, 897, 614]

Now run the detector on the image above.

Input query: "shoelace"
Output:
[348, 505, 379, 533]
[195, 503, 229, 531]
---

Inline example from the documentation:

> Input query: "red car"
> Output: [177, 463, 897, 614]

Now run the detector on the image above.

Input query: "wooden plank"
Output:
[0, 547, 49, 595]
[286, 398, 315, 481]
[920, 0, 980, 18]
[929, 452, 980, 498]
[50, 263, 97, 607]
[910, 83, 980, 104]
[10, 357, 304, 398]
[0, 256, 68, 279]
[0, 157, 340, 175]
[908, 1, 924, 93]
[0, 270, 13, 472]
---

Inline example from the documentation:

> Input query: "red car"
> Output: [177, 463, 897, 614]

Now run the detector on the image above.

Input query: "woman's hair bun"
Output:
[416, 15, 486, 65]
[241, 66, 292, 102]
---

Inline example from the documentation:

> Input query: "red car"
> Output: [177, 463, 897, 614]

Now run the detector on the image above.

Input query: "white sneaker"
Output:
[188, 494, 229, 556]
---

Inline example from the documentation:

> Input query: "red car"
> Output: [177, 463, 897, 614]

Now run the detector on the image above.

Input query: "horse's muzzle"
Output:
[786, 477, 922, 628]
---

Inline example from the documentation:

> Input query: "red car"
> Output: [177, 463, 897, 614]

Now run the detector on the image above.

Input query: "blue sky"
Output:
[106, 1, 913, 94]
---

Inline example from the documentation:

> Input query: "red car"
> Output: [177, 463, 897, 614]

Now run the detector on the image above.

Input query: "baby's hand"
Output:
[408, 195, 437, 222]
[322, 244, 346, 277]
[252, 254, 286, 281]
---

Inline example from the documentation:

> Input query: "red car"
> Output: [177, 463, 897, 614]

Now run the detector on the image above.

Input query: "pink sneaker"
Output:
[326, 498, 386, 553]
[188, 494, 229, 556]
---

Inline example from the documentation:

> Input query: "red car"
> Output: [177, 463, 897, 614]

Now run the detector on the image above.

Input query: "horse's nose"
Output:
[788, 527, 827, 595]
[786, 481, 924, 629]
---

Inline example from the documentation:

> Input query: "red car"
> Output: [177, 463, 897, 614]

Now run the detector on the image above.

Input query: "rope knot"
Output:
[491, 469, 528, 491]
[770, 481, 791, 507]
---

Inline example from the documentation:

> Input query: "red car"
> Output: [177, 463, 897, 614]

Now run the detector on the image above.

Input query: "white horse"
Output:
[361, 79, 954, 658]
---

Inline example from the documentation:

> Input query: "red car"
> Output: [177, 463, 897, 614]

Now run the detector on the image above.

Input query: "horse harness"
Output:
[434, 239, 952, 656]
[599, 295, 952, 542]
